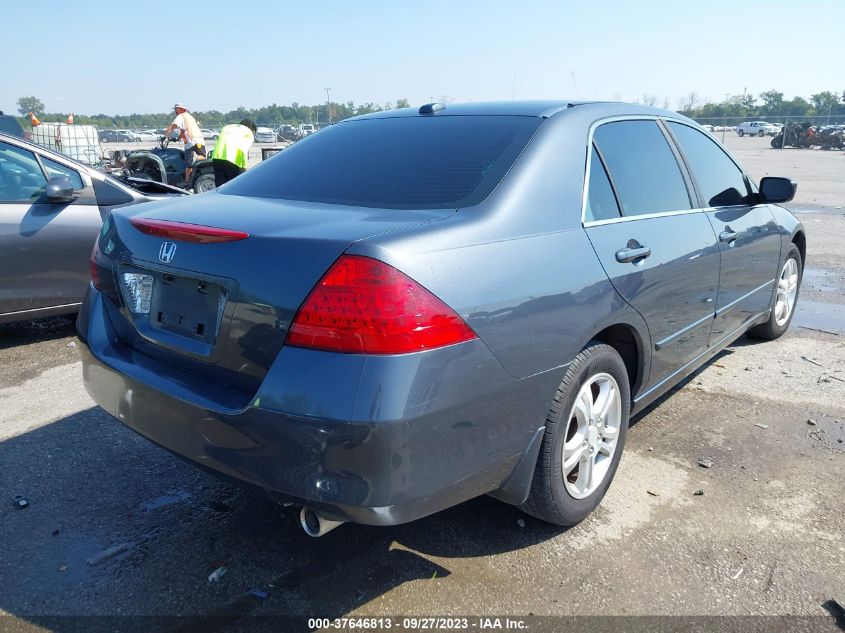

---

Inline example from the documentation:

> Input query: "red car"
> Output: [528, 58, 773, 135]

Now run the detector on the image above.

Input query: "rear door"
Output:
[665, 121, 782, 344]
[0, 140, 101, 316]
[583, 119, 721, 390]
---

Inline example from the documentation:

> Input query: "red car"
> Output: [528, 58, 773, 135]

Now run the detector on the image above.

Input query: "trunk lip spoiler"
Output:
[129, 217, 249, 244]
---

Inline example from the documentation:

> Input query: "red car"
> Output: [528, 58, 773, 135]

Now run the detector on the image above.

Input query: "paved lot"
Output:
[1, 135, 844, 630]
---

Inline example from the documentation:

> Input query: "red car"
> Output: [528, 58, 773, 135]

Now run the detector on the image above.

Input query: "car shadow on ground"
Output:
[0, 315, 76, 350]
[0, 404, 566, 632]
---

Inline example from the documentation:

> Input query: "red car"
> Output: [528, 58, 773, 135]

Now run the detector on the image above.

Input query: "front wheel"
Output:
[521, 343, 630, 526]
[758, 130, 765, 137]
[748, 244, 802, 340]
[738, 130, 745, 137]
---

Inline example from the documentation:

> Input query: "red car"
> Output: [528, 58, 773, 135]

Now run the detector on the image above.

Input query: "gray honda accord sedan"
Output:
[78, 101, 804, 536]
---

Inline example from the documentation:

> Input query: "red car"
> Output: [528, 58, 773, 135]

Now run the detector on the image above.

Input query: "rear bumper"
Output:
[78, 287, 563, 525]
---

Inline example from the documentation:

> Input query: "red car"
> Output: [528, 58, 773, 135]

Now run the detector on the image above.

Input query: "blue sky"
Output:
[3, 0, 843, 115]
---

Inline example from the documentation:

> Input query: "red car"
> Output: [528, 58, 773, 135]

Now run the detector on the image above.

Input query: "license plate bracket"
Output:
[148, 273, 226, 344]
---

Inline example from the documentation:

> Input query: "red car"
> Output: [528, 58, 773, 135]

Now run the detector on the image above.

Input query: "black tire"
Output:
[757, 130, 765, 137]
[771, 136, 782, 148]
[748, 243, 802, 340]
[192, 172, 216, 193]
[520, 343, 631, 526]
[738, 130, 744, 137]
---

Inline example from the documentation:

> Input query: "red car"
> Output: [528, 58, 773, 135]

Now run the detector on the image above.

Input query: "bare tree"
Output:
[641, 94, 657, 106]
[662, 97, 671, 110]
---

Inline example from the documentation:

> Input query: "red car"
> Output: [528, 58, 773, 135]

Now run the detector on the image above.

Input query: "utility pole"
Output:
[325, 88, 332, 125]
[571, 71, 580, 99]
[722, 93, 730, 143]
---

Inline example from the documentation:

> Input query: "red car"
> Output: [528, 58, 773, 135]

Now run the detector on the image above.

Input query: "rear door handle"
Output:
[719, 229, 738, 243]
[615, 246, 651, 263]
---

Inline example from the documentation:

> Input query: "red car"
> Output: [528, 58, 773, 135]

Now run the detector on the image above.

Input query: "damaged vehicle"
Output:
[79, 102, 804, 536]
[0, 131, 185, 324]
[121, 136, 217, 193]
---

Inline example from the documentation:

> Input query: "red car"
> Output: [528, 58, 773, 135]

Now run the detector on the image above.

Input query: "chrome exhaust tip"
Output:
[300, 507, 345, 537]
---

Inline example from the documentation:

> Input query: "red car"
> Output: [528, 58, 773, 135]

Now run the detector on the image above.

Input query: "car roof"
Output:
[345, 100, 693, 122]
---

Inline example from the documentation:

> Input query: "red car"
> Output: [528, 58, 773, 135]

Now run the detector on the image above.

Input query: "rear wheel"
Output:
[521, 343, 630, 526]
[748, 244, 802, 340]
[192, 171, 216, 193]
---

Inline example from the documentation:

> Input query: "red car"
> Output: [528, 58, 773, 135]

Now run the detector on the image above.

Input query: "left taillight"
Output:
[90, 240, 102, 289]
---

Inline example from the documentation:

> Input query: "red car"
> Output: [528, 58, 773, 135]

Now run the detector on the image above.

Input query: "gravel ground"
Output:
[1, 134, 843, 631]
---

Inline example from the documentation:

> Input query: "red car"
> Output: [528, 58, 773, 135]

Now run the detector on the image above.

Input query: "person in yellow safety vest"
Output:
[212, 119, 257, 187]
[164, 103, 206, 184]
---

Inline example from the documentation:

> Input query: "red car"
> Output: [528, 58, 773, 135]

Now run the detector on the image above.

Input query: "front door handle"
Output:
[615, 245, 651, 263]
[719, 229, 738, 243]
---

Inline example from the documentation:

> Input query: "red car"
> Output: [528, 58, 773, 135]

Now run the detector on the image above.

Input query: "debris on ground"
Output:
[647, 447, 654, 452]
[807, 418, 818, 426]
[801, 355, 823, 367]
[12, 494, 29, 509]
[58, 565, 68, 572]
[67, 341, 77, 348]
[208, 566, 228, 583]
[646, 490, 660, 497]
[516, 518, 525, 528]
[86, 542, 132, 565]
[693, 489, 705, 496]
[698, 458, 714, 469]
[732, 568, 744, 580]
[754, 423, 769, 429]
[247, 588, 269, 600]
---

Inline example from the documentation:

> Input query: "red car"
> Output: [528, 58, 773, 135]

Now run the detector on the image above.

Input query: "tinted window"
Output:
[0, 115, 24, 138]
[41, 156, 84, 190]
[585, 145, 620, 222]
[0, 141, 47, 202]
[222, 116, 543, 209]
[668, 122, 751, 207]
[593, 120, 691, 216]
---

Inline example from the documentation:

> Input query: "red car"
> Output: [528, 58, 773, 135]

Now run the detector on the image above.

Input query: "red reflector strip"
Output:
[129, 217, 249, 244]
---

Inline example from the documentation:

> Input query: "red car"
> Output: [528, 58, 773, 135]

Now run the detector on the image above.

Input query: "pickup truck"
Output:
[735, 121, 778, 137]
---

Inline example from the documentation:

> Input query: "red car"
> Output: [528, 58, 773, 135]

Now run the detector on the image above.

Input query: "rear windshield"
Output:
[221, 115, 542, 209]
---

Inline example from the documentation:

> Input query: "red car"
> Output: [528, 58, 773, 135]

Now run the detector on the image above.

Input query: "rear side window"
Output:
[585, 145, 620, 222]
[668, 122, 751, 207]
[221, 116, 543, 209]
[593, 120, 691, 216]
[93, 177, 134, 206]
[40, 156, 84, 190]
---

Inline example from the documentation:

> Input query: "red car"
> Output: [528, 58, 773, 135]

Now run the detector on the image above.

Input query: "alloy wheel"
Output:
[561, 373, 622, 499]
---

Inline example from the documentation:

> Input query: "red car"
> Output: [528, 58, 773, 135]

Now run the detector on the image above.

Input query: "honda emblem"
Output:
[159, 241, 177, 263]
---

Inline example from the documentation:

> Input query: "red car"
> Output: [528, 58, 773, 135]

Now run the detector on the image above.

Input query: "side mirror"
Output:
[45, 176, 77, 203]
[758, 177, 797, 204]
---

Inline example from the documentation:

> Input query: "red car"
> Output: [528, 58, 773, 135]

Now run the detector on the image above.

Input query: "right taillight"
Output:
[286, 255, 477, 354]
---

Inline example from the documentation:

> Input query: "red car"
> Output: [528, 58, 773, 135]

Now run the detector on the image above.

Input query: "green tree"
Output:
[395, 98, 410, 109]
[758, 90, 783, 114]
[17, 96, 44, 116]
[810, 91, 839, 114]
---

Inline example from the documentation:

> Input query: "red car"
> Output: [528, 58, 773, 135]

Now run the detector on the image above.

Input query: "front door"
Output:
[665, 122, 783, 343]
[0, 141, 99, 316]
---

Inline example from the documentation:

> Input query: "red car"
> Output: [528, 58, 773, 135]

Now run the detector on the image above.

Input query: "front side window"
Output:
[585, 145, 620, 222]
[0, 141, 47, 202]
[221, 115, 543, 209]
[593, 120, 691, 217]
[40, 156, 84, 190]
[668, 122, 751, 207]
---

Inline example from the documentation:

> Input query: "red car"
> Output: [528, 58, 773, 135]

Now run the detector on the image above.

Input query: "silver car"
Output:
[0, 132, 181, 324]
